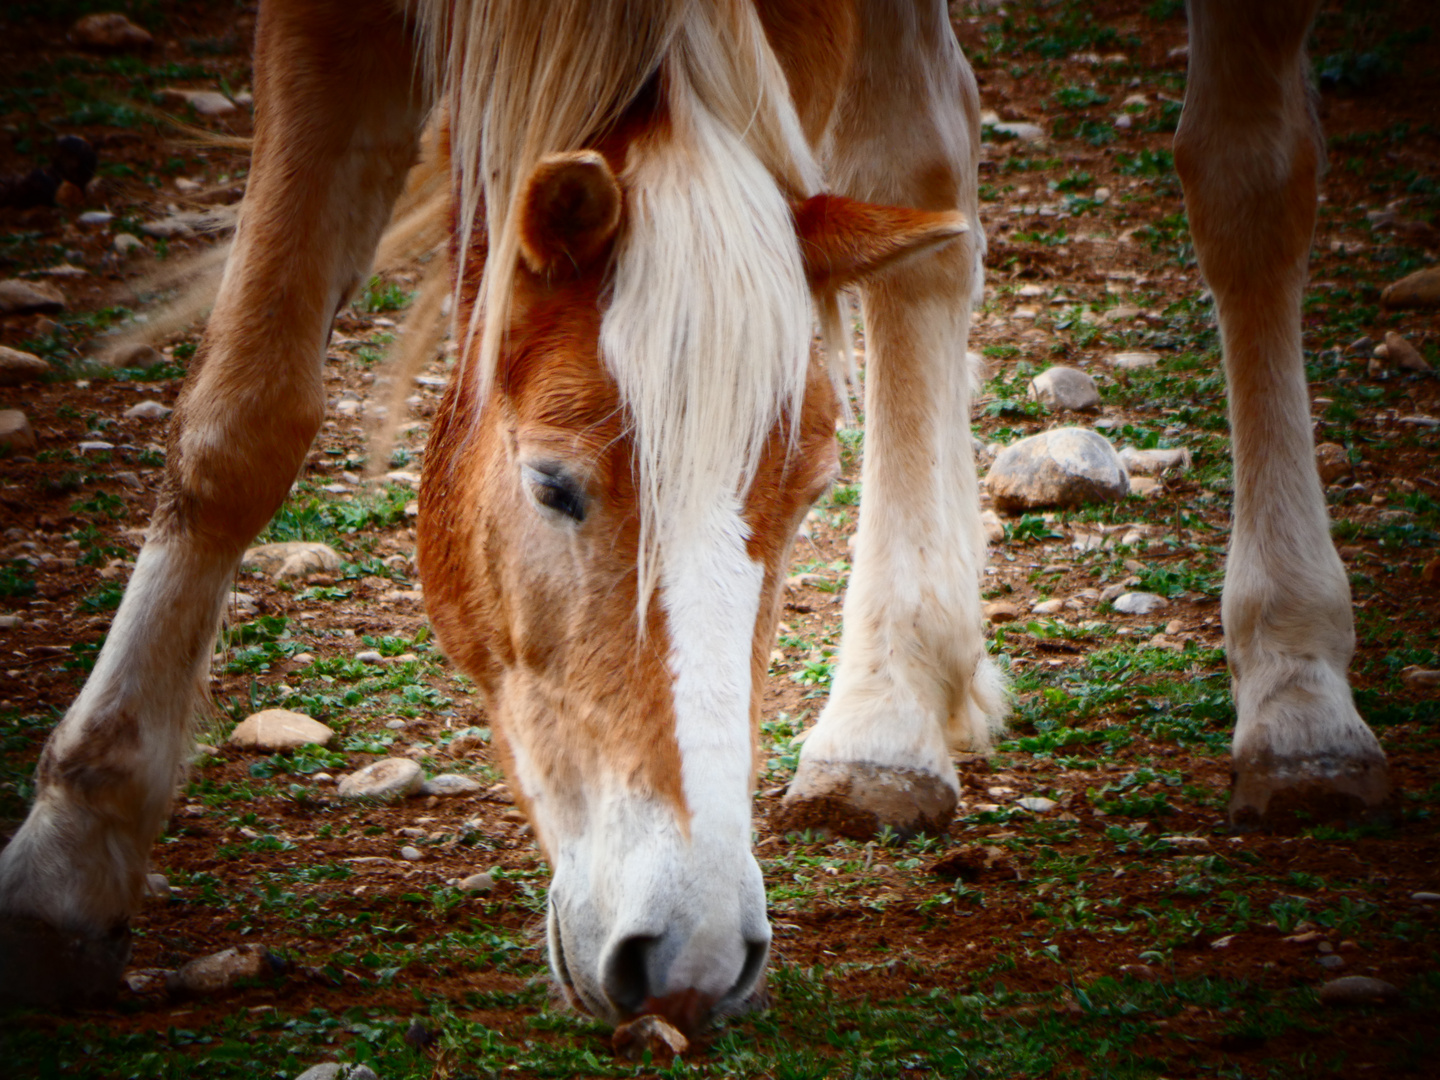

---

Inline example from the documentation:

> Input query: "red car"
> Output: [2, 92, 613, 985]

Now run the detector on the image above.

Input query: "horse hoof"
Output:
[1229, 754, 1393, 833]
[0, 914, 131, 1009]
[776, 759, 957, 840]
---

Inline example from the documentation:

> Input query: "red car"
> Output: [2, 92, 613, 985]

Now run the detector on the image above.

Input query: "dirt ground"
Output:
[1, 2, 1438, 1078]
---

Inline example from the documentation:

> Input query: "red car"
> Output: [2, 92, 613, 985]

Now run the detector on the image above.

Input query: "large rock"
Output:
[1110, 350, 1159, 370]
[295, 1066, 380, 1080]
[242, 541, 342, 580]
[1380, 266, 1440, 310]
[229, 709, 334, 751]
[986, 428, 1130, 512]
[69, 13, 154, 51]
[1379, 331, 1430, 373]
[124, 399, 172, 420]
[1029, 366, 1100, 412]
[1112, 591, 1167, 615]
[420, 774, 483, 797]
[0, 410, 36, 452]
[337, 758, 424, 800]
[1119, 446, 1192, 475]
[167, 945, 284, 996]
[157, 89, 238, 118]
[1317, 976, 1401, 1007]
[0, 347, 50, 386]
[0, 279, 65, 315]
[1315, 442, 1352, 484]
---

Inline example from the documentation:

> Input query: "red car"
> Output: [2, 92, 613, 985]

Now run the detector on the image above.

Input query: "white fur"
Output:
[602, 68, 814, 609]
[0, 543, 232, 931]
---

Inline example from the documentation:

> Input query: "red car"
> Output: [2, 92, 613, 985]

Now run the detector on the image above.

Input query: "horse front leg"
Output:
[1176, 0, 1391, 829]
[0, 0, 427, 1005]
[780, 1, 1004, 839]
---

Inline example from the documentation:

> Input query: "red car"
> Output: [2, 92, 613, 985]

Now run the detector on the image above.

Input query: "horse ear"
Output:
[518, 150, 622, 275]
[794, 194, 968, 291]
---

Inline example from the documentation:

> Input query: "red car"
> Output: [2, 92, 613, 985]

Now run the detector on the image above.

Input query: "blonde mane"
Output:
[422, 0, 827, 608]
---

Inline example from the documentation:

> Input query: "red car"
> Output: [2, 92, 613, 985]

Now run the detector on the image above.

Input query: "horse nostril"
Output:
[602, 934, 657, 1016]
[730, 937, 769, 1003]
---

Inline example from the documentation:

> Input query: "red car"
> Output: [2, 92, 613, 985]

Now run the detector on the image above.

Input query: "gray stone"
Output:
[78, 211, 114, 227]
[124, 967, 170, 994]
[0, 347, 50, 387]
[1119, 446, 1192, 476]
[143, 873, 170, 900]
[104, 342, 162, 369]
[1112, 591, 1167, 616]
[1382, 331, 1430, 373]
[0, 615, 21, 630]
[295, 1064, 381, 1080]
[1399, 667, 1440, 690]
[1412, 892, 1439, 902]
[1031, 598, 1065, 616]
[113, 233, 145, 256]
[1016, 796, 1057, 813]
[981, 508, 1005, 544]
[987, 119, 1046, 143]
[421, 773, 482, 797]
[78, 440, 114, 453]
[1030, 366, 1100, 412]
[167, 944, 283, 996]
[986, 427, 1130, 512]
[1315, 442, 1352, 484]
[1110, 350, 1159, 370]
[158, 88, 238, 117]
[354, 650, 384, 664]
[459, 871, 495, 894]
[0, 410, 36, 452]
[229, 709, 334, 751]
[124, 399, 172, 420]
[1380, 266, 1440, 310]
[0, 279, 65, 315]
[242, 541, 342, 580]
[1318, 954, 1346, 970]
[337, 758, 424, 800]
[983, 600, 1022, 623]
[1317, 976, 1400, 1007]
[399, 846, 423, 862]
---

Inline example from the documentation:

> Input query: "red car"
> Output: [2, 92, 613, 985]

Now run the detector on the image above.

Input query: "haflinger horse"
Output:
[0, 0, 1394, 1038]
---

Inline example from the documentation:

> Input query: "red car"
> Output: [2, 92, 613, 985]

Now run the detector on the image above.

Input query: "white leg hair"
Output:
[0, 544, 232, 932]
[781, 1, 1005, 838]
[1177, 0, 1389, 827]
[0, 0, 428, 1005]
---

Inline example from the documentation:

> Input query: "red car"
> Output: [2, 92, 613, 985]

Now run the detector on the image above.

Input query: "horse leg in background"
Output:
[1176, 0, 1391, 829]
[0, 0, 427, 1005]
[781, 1, 1003, 839]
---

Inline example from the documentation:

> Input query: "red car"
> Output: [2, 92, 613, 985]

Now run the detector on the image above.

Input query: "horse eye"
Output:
[522, 463, 587, 523]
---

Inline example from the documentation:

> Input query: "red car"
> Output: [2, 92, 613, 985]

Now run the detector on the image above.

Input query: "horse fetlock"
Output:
[0, 913, 131, 1009]
[777, 759, 958, 840]
[1229, 751, 1392, 833]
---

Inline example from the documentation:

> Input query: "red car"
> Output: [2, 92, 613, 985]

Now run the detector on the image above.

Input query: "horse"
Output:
[0, 0, 1393, 1040]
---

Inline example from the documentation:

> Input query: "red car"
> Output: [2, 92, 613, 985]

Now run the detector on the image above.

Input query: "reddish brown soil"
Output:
[1, 1, 1438, 1077]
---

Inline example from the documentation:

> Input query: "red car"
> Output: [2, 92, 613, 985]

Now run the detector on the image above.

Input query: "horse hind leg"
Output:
[780, 3, 1003, 840]
[0, 0, 427, 1006]
[1176, 0, 1391, 830]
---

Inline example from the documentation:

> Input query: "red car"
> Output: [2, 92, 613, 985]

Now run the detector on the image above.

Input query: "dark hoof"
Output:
[777, 760, 957, 840]
[1229, 754, 1393, 833]
[0, 914, 130, 1009]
